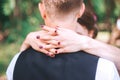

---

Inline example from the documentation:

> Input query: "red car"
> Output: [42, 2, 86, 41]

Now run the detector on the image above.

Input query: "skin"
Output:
[21, 26, 120, 74]
[20, 1, 120, 74]
[84, 38, 120, 74]
[20, 26, 90, 56]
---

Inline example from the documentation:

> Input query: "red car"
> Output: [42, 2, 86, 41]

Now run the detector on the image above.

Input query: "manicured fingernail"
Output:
[39, 46, 43, 49]
[50, 54, 55, 57]
[36, 36, 40, 39]
[54, 30, 57, 33]
[55, 50, 58, 54]
[46, 53, 49, 56]
[40, 25, 44, 28]
[58, 42, 60, 45]
[55, 50, 57, 54]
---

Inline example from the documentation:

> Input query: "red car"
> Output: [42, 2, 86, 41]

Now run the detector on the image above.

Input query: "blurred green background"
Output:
[0, 0, 120, 79]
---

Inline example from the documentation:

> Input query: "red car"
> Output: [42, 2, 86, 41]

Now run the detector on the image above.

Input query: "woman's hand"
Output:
[42, 26, 89, 55]
[20, 25, 89, 57]
[20, 30, 57, 57]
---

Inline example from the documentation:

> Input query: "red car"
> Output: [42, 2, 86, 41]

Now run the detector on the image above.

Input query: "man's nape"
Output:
[39, 0, 84, 31]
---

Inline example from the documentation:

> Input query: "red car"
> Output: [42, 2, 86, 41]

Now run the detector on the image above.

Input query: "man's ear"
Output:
[78, 3, 85, 18]
[38, 3, 46, 19]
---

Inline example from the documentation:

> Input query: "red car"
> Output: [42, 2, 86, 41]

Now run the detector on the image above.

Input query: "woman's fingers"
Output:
[40, 35, 53, 40]
[41, 25, 56, 32]
[42, 25, 58, 35]
[54, 48, 68, 54]
[31, 42, 55, 57]
[45, 40, 60, 45]
[44, 44, 58, 49]
[36, 31, 56, 40]
[49, 49, 58, 55]
[30, 40, 57, 57]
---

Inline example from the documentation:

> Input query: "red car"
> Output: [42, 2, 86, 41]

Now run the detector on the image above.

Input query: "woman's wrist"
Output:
[77, 35, 91, 51]
[20, 40, 30, 52]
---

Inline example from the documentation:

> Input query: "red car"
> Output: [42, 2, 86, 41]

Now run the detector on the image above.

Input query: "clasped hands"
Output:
[20, 25, 88, 57]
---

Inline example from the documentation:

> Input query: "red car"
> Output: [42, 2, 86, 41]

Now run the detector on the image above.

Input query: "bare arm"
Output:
[42, 26, 120, 74]
[84, 37, 120, 74]
[20, 26, 120, 74]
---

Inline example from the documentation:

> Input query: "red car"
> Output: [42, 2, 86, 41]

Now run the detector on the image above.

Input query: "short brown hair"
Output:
[77, 9, 98, 38]
[42, 0, 83, 15]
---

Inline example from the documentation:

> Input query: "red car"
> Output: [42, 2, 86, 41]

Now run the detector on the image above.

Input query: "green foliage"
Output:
[3, 0, 15, 16]
[92, 0, 106, 14]
[92, 0, 106, 21]
[0, 0, 120, 75]
[84, 0, 120, 22]
[0, 0, 43, 43]
[114, 2, 120, 16]
[0, 0, 120, 44]
[0, 62, 7, 74]
[0, 42, 21, 75]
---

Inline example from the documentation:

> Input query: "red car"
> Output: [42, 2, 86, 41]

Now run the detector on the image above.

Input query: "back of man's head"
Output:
[41, 0, 83, 18]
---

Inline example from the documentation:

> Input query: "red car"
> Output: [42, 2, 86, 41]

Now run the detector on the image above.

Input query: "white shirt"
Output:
[6, 52, 120, 80]
[117, 19, 120, 30]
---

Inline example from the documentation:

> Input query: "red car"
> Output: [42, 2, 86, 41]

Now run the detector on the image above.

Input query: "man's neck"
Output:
[45, 17, 79, 31]
[54, 21, 79, 31]
[44, 11, 81, 31]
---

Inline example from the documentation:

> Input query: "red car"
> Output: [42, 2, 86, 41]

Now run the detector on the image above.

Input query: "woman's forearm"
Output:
[20, 40, 30, 52]
[84, 37, 120, 73]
